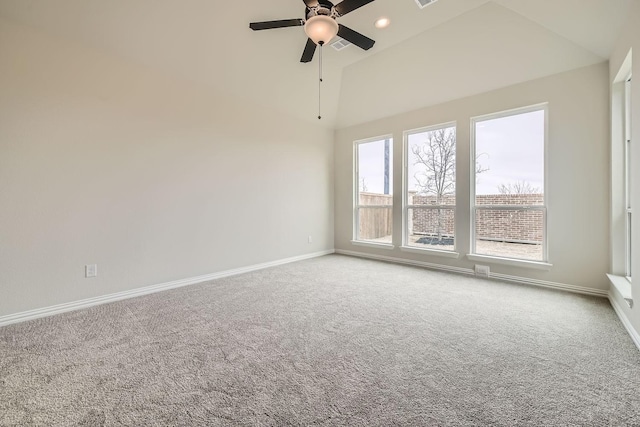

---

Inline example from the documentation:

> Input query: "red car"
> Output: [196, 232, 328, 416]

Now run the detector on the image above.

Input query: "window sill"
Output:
[466, 254, 553, 271]
[607, 274, 633, 308]
[350, 240, 395, 250]
[400, 246, 460, 259]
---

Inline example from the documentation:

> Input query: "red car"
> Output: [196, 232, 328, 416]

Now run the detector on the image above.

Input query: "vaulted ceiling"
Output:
[0, 0, 632, 128]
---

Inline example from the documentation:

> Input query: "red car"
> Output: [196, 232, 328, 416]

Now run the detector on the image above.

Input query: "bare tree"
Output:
[476, 152, 490, 176]
[497, 181, 540, 194]
[411, 129, 487, 241]
[411, 128, 455, 241]
[360, 177, 368, 192]
[411, 128, 456, 204]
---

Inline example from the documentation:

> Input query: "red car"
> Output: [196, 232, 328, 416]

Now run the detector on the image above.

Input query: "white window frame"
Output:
[353, 134, 395, 248]
[401, 122, 459, 258]
[607, 52, 633, 306]
[625, 75, 633, 280]
[469, 103, 551, 269]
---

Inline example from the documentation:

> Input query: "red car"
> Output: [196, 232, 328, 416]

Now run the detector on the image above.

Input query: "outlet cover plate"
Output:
[85, 264, 97, 278]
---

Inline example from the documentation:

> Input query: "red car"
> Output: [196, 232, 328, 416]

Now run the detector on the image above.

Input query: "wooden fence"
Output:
[359, 193, 392, 240]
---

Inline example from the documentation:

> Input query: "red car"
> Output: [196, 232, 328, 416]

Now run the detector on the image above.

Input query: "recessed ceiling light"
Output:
[374, 17, 390, 29]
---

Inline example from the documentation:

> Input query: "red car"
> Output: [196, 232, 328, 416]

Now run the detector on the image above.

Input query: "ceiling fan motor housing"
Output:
[306, 0, 339, 21]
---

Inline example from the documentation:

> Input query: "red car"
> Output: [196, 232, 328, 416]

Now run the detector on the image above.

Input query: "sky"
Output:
[475, 109, 544, 195]
[358, 139, 393, 195]
[358, 110, 544, 196]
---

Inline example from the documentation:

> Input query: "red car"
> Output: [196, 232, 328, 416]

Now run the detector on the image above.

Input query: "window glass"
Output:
[472, 107, 546, 261]
[355, 138, 393, 243]
[405, 125, 456, 251]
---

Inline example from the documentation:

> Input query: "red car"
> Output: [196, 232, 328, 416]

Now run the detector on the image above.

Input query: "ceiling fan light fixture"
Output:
[304, 15, 339, 45]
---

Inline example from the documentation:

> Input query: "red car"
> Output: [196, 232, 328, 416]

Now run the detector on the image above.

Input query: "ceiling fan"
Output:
[249, 0, 376, 63]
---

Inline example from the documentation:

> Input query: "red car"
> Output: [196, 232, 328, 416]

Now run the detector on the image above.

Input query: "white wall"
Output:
[609, 2, 640, 339]
[335, 63, 610, 292]
[0, 19, 334, 317]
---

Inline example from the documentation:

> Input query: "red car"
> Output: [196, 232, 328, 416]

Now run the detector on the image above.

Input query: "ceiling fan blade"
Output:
[335, 0, 375, 16]
[301, 38, 317, 63]
[302, 0, 319, 7]
[249, 19, 304, 31]
[337, 24, 375, 50]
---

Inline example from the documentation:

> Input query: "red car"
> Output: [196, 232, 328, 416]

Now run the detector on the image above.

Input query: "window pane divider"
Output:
[474, 205, 546, 211]
[406, 205, 456, 209]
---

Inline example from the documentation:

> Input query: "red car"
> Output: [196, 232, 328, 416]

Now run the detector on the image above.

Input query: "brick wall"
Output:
[409, 193, 543, 243]
[474, 208, 543, 243]
[358, 193, 544, 243]
[410, 207, 455, 239]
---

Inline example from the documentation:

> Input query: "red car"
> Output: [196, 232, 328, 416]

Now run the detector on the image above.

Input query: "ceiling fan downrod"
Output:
[318, 41, 323, 120]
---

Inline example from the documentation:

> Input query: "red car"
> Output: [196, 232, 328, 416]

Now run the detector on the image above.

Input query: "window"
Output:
[403, 123, 456, 252]
[608, 56, 633, 302]
[354, 136, 393, 244]
[625, 76, 633, 279]
[471, 105, 547, 262]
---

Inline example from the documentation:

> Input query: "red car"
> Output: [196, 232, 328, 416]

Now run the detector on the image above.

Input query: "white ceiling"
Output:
[0, 0, 632, 128]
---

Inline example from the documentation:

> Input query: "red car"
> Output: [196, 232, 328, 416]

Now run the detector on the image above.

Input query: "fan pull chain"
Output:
[318, 42, 323, 120]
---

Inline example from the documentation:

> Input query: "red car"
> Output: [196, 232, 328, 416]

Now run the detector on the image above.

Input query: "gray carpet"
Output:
[1, 254, 640, 426]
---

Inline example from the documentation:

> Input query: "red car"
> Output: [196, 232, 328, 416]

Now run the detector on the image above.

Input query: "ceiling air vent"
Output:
[331, 38, 352, 51]
[415, 0, 438, 9]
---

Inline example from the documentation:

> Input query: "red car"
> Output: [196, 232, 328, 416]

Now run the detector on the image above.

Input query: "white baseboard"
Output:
[489, 272, 609, 298]
[0, 250, 335, 328]
[608, 292, 640, 351]
[335, 249, 608, 298]
[335, 249, 475, 276]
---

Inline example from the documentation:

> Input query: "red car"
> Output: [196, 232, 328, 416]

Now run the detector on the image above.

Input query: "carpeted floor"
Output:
[1, 254, 640, 426]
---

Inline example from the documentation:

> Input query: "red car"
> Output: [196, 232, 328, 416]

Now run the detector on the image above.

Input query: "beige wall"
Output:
[609, 2, 640, 339]
[335, 62, 610, 291]
[335, 2, 603, 128]
[0, 20, 334, 317]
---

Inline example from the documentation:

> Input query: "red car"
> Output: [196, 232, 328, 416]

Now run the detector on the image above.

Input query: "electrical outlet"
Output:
[85, 264, 98, 278]
[475, 264, 490, 277]
[308, 235, 313, 244]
